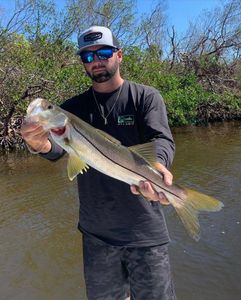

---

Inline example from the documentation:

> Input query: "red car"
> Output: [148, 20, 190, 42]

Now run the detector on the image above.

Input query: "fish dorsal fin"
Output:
[129, 142, 157, 167]
[67, 153, 89, 181]
[95, 129, 121, 145]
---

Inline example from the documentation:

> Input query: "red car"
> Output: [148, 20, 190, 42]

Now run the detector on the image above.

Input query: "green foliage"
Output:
[0, 34, 240, 130]
[121, 48, 219, 126]
[0, 33, 91, 114]
[0, 0, 240, 151]
[155, 74, 204, 126]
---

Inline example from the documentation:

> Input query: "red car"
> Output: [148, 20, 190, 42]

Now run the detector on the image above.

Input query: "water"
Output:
[0, 121, 240, 300]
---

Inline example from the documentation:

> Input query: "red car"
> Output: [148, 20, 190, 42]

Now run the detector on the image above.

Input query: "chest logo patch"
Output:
[117, 115, 135, 126]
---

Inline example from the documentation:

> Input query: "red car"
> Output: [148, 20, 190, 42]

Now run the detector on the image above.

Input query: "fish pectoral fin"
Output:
[67, 154, 89, 181]
[129, 142, 157, 167]
[95, 129, 121, 145]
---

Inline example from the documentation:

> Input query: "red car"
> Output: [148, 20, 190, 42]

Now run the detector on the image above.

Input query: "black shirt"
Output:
[43, 80, 175, 246]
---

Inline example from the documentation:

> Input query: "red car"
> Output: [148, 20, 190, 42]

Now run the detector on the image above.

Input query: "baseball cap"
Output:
[76, 26, 120, 54]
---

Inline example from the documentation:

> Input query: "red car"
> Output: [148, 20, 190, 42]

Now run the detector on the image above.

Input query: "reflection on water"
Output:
[0, 121, 241, 300]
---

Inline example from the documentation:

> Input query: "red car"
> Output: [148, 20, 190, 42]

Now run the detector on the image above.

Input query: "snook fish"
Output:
[26, 98, 224, 241]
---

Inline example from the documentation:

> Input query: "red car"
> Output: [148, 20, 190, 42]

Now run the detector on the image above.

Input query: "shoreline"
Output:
[1, 116, 240, 152]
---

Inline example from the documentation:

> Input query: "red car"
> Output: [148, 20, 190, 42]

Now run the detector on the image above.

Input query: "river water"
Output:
[0, 121, 240, 300]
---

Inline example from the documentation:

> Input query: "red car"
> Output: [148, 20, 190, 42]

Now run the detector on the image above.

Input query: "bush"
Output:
[0, 37, 240, 150]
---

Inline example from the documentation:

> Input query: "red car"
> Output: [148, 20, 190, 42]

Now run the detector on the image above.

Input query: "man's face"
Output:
[80, 45, 122, 83]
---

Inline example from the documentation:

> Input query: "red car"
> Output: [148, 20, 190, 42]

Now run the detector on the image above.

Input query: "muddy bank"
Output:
[197, 102, 241, 124]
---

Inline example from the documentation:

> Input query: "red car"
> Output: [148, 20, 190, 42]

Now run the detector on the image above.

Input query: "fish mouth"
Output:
[50, 127, 66, 136]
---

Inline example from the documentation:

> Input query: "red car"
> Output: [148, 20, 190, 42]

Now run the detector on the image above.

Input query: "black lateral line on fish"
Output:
[72, 123, 180, 199]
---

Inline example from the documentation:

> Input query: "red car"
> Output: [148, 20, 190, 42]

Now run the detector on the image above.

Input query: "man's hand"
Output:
[20, 120, 51, 154]
[130, 162, 173, 205]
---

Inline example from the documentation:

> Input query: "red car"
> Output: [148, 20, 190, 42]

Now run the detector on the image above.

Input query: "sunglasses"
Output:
[80, 47, 118, 63]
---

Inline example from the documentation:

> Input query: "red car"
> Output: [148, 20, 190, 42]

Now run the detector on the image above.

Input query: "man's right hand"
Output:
[20, 121, 51, 154]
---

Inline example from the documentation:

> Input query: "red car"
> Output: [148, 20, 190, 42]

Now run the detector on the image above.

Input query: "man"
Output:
[21, 26, 176, 300]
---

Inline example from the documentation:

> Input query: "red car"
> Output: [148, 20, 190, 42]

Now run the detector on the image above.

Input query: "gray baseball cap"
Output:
[76, 26, 120, 54]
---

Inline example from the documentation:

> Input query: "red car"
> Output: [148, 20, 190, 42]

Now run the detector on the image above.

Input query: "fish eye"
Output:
[47, 104, 53, 110]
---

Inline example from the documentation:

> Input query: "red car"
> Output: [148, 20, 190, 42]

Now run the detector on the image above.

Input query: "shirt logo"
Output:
[117, 115, 135, 126]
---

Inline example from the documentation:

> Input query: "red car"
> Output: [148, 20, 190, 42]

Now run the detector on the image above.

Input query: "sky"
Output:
[137, 0, 223, 34]
[0, 0, 224, 35]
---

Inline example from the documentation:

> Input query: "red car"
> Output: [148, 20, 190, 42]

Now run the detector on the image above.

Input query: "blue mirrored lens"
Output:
[81, 52, 94, 63]
[96, 48, 113, 59]
[80, 48, 117, 63]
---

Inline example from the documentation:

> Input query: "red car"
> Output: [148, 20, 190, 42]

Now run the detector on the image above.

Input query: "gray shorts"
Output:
[82, 233, 176, 300]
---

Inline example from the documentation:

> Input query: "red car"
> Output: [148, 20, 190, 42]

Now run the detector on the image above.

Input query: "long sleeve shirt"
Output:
[41, 80, 175, 246]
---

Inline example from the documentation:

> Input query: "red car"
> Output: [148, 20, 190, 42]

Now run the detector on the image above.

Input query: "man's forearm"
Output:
[155, 138, 175, 169]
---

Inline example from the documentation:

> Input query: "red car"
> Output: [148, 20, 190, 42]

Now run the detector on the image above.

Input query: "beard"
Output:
[86, 59, 119, 83]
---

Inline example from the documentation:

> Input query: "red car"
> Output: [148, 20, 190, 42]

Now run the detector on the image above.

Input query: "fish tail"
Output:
[170, 188, 224, 241]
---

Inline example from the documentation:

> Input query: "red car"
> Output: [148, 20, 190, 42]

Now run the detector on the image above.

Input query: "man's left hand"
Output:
[130, 162, 173, 205]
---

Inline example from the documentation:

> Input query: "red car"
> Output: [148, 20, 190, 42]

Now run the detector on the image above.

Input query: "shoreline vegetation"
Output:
[0, 0, 240, 151]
